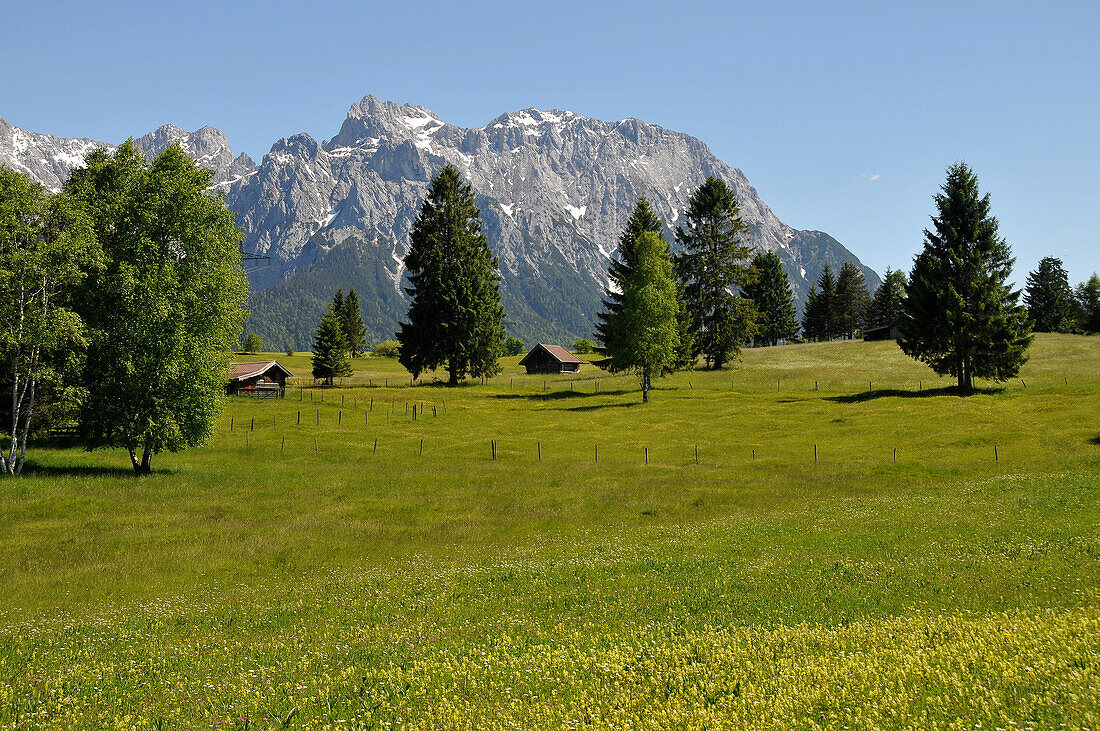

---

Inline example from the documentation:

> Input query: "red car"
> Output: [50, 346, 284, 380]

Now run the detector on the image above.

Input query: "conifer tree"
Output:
[867, 267, 907, 328]
[397, 166, 505, 384]
[801, 264, 837, 341]
[900, 162, 1031, 392]
[1024, 257, 1076, 332]
[609, 231, 680, 402]
[675, 177, 755, 369]
[1075, 273, 1100, 333]
[743, 250, 798, 346]
[595, 197, 664, 368]
[340, 288, 368, 356]
[312, 307, 352, 386]
[835, 262, 871, 339]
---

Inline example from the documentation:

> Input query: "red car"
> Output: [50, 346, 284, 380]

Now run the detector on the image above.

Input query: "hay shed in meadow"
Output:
[518, 344, 583, 375]
[227, 361, 292, 397]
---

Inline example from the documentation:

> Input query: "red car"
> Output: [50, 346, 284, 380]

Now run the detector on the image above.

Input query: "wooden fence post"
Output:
[538, 441, 541, 461]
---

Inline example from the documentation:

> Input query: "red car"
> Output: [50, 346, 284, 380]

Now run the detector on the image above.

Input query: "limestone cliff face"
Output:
[0, 97, 878, 347]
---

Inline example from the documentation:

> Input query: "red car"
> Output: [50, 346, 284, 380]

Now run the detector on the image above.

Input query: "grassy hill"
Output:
[1, 334, 1098, 728]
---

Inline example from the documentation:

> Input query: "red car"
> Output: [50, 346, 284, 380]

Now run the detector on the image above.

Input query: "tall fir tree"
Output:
[801, 264, 837, 341]
[1075, 273, 1100, 333]
[675, 177, 755, 369]
[866, 267, 907, 328]
[608, 231, 681, 402]
[900, 162, 1031, 392]
[743, 250, 798, 346]
[312, 307, 352, 385]
[1024, 257, 1076, 332]
[340, 288, 368, 356]
[834, 261, 871, 339]
[397, 166, 505, 384]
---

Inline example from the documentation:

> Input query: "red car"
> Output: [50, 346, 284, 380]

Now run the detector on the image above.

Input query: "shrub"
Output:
[504, 336, 525, 356]
[372, 340, 401, 358]
[244, 332, 263, 354]
[572, 338, 596, 354]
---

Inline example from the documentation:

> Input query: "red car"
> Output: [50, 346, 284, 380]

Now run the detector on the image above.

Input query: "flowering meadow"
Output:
[1, 335, 1098, 728]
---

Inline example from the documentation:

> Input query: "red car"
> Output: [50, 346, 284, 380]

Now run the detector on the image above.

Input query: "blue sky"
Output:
[3, 0, 1097, 285]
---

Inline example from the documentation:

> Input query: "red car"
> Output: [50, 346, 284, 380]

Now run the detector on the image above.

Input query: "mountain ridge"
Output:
[0, 97, 879, 348]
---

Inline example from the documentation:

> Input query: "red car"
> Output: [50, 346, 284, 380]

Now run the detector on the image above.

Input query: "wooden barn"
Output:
[863, 319, 908, 342]
[227, 361, 292, 397]
[518, 344, 583, 374]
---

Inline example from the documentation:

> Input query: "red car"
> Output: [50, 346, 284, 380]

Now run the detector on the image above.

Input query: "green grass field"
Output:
[2, 334, 1098, 728]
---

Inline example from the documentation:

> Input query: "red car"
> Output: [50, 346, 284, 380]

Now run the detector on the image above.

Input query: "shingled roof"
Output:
[229, 361, 293, 381]
[518, 343, 583, 366]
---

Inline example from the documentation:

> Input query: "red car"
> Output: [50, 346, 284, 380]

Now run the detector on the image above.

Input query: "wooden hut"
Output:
[518, 344, 583, 374]
[863, 319, 908, 342]
[227, 361, 292, 397]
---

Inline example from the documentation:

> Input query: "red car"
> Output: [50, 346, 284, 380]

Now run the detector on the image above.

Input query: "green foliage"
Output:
[65, 141, 248, 474]
[900, 162, 1032, 391]
[675, 177, 755, 369]
[285, 348, 294, 357]
[0, 166, 99, 474]
[1024, 257, 1077, 332]
[504, 336, 526, 356]
[801, 264, 836, 342]
[397, 166, 505, 384]
[1075, 273, 1100, 333]
[311, 308, 352, 385]
[340, 288, 368, 356]
[743, 251, 798, 346]
[244, 332, 263, 354]
[610, 231, 680, 401]
[372, 339, 401, 358]
[571, 338, 595, 354]
[594, 196, 664, 362]
[866, 267, 907, 328]
[834, 261, 870, 339]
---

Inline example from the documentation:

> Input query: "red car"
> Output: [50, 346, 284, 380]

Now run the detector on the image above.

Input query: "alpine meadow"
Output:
[2, 73, 1099, 731]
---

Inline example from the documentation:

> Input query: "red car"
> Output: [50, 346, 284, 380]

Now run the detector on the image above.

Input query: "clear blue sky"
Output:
[3, 0, 1097, 286]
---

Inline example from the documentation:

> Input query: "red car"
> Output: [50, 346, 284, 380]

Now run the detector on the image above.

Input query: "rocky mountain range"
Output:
[0, 98, 879, 349]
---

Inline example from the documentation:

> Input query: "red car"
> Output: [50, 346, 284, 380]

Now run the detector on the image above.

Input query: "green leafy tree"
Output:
[341, 288, 368, 356]
[595, 197, 664, 367]
[311, 307, 352, 385]
[244, 332, 263, 354]
[743, 251, 798, 346]
[867, 267, 907, 328]
[1075, 273, 1100, 333]
[801, 264, 837, 341]
[504, 336, 525, 356]
[66, 141, 248, 474]
[1024, 257, 1077, 332]
[0, 167, 98, 474]
[397, 166, 505, 385]
[900, 162, 1031, 392]
[372, 340, 401, 358]
[609, 231, 680, 402]
[835, 262, 871, 339]
[572, 338, 595, 354]
[675, 177, 755, 369]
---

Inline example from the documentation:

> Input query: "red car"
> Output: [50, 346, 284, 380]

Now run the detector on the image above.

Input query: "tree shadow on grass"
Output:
[491, 388, 636, 402]
[1089, 435, 1100, 447]
[564, 401, 643, 412]
[19, 462, 157, 479]
[826, 385, 1004, 403]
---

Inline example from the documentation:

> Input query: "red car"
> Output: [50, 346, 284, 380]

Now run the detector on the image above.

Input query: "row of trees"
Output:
[1024, 258, 1100, 333]
[1, 144, 248, 474]
[310, 288, 368, 384]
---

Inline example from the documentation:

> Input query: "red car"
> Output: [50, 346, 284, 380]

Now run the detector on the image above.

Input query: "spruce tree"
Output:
[835, 262, 871, 339]
[312, 307, 351, 386]
[595, 197, 664, 369]
[675, 177, 755, 369]
[609, 231, 681, 402]
[1024, 257, 1076, 332]
[743, 250, 798, 346]
[801, 264, 837, 341]
[341, 288, 368, 356]
[1075, 273, 1100, 333]
[900, 162, 1031, 392]
[397, 166, 505, 384]
[867, 267, 907, 328]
